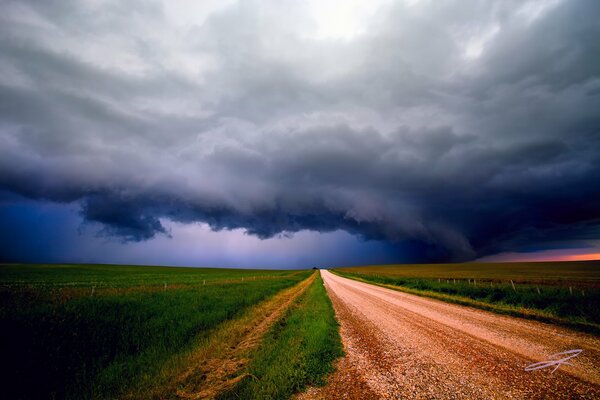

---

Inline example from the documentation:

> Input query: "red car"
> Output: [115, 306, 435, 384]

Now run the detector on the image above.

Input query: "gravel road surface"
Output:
[307, 270, 600, 399]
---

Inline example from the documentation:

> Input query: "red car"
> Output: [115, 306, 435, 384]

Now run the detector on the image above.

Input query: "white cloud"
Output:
[306, 0, 389, 40]
[463, 24, 500, 60]
[517, 0, 563, 24]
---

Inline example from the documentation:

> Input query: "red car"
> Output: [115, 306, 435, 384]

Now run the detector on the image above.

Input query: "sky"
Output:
[1, 0, 599, 268]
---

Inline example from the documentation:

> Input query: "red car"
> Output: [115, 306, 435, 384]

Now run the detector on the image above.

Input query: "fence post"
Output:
[536, 287, 540, 294]
[510, 280, 516, 291]
[569, 286, 573, 295]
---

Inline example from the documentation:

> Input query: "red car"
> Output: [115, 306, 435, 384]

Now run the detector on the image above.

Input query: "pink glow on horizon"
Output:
[562, 253, 600, 261]
[478, 248, 600, 263]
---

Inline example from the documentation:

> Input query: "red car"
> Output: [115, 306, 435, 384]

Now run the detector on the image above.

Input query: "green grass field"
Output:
[0, 264, 312, 399]
[0, 263, 301, 288]
[334, 260, 600, 333]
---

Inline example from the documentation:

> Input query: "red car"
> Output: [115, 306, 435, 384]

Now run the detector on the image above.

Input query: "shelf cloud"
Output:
[1, 0, 599, 264]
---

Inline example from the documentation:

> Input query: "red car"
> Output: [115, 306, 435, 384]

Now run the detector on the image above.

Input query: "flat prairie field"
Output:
[0, 263, 318, 399]
[0, 263, 301, 288]
[335, 260, 600, 286]
[334, 261, 600, 332]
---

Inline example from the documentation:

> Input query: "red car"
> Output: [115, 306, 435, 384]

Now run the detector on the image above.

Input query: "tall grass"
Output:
[219, 273, 343, 400]
[0, 265, 310, 399]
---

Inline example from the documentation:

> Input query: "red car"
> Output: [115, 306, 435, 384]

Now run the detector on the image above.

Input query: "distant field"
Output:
[333, 261, 600, 333]
[0, 263, 299, 288]
[0, 264, 314, 399]
[335, 261, 600, 287]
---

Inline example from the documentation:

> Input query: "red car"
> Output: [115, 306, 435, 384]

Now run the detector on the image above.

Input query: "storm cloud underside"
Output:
[1, 0, 600, 263]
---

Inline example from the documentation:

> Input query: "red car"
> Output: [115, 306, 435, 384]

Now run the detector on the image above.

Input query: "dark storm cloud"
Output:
[1, 0, 599, 261]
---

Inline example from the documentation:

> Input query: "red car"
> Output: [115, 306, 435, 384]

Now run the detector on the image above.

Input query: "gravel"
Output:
[299, 270, 600, 399]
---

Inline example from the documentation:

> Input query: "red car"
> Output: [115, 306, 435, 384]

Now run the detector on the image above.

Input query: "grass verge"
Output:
[218, 272, 343, 400]
[333, 270, 600, 335]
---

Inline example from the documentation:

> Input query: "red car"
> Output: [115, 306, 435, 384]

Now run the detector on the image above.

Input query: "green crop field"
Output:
[0, 263, 315, 399]
[0, 263, 301, 288]
[333, 261, 600, 333]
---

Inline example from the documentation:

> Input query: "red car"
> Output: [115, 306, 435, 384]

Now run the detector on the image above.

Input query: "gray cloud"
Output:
[1, 0, 599, 262]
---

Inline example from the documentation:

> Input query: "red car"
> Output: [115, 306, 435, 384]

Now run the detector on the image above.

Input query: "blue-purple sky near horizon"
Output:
[1, 192, 412, 268]
[1, 0, 600, 268]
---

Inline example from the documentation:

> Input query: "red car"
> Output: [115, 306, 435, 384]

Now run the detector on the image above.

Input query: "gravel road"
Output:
[308, 270, 600, 399]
